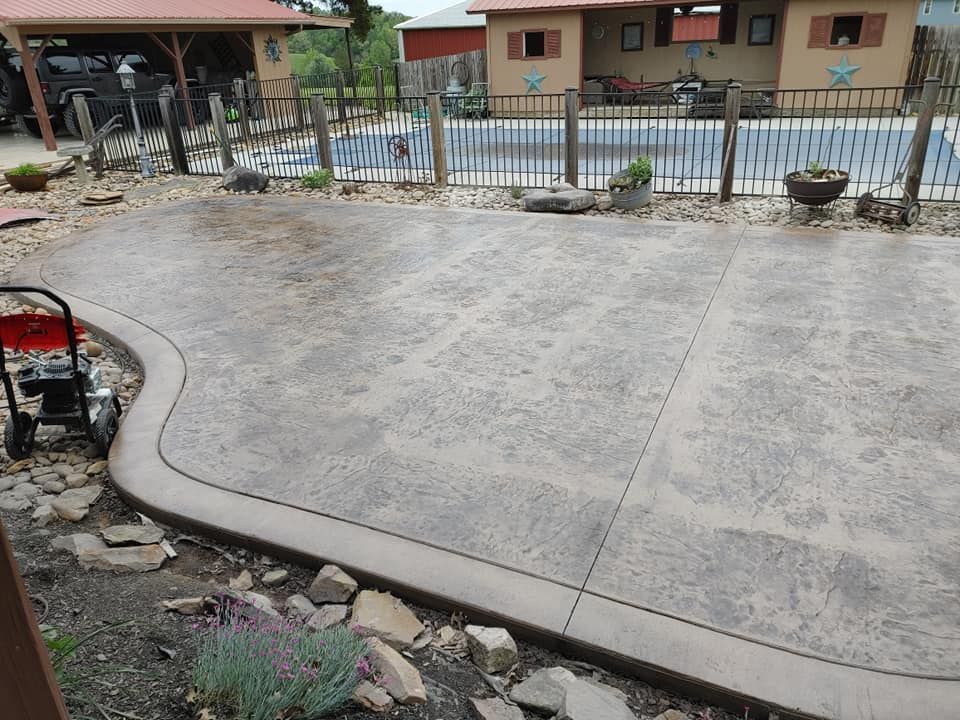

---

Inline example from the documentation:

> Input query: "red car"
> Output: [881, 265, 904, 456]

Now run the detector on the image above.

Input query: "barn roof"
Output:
[467, 0, 671, 13]
[395, 1, 486, 31]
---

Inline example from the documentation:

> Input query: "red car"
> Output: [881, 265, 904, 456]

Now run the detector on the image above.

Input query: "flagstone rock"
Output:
[465, 626, 518, 674]
[306, 564, 358, 603]
[101, 524, 165, 546]
[163, 597, 207, 615]
[78, 544, 167, 572]
[228, 569, 254, 591]
[51, 533, 106, 556]
[285, 594, 316, 619]
[523, 185, 595, 214]
[556, 679, 635, 720]
[223, 166, 269, 193]
[31, 504, 58, 527]
[653, 711, 690, 720]
[367, 637, 427, 704]
[471, 697, 526, 720]
[86, 460, 109, 475]
[353, 680, 394, 712]
[509, 667, 577, 715]
[307, 603, 349, 630]
[0, 491, 32, 511]
[352, 590, 424, 649]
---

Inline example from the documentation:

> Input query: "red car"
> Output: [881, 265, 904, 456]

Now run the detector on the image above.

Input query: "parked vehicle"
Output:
[0, 46, 174, 137]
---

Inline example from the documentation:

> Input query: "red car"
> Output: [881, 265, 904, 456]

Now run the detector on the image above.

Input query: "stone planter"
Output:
[783, 170, 849, 207]
[4, 171, 49, 192]
[608, 171, 653, 210]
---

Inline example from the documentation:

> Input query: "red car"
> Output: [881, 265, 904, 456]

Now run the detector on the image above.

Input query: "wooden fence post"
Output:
[427, 92, 447, 187]
[0, 517, 71, 720]
[903, 76, 941, 203]
[159, 89, 189, 175]
[233, 77, 253, 147]
[72, 95, 96, 180]
[718, 81, 741, 203]
[310, 94, 334, 174]
[374, 65, 386, 117]
[291, 76, 306, 130]
[564, 86, 579, 187]
[208, 93, 235, 170]
[334, 71, 347, 123]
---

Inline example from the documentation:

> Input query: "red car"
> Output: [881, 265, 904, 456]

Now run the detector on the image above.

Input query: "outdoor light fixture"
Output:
[116, 62, 155, 178]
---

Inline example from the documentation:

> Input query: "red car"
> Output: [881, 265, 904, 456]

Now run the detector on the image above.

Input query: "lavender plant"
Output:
[192, 598, 370, 720]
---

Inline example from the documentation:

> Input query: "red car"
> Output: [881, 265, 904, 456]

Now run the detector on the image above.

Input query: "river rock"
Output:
[306, 564, 357, 603]
[101, 524, 165, 546]
[86, 460, 109, 475]
[352, 590, 424, 649]
[465, 626, 518, 674]
[509, 666, 577, 715]
[223, 166, 269, 193]
[261, 569, 289, 587]
[64, 473, 89, 489]
[367, 637, 427, 704]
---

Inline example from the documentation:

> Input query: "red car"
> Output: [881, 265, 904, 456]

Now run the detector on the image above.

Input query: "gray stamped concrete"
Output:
[28, 198, 960, 713]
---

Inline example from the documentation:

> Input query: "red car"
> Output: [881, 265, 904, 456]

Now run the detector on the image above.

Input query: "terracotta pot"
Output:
[783, 170, 849, 207]
[4, 171, 49, 192]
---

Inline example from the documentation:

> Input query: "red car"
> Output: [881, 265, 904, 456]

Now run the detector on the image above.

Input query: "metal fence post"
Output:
[374, 65, 386, 117]
[310, 94, 334, 174]
[334, 71, 347, 123]
[718, 81, 741, 202]
[564, 86, 579, 187]
[427, 92, 447, 187]
[903, 76, 941, 203]
[233, 77, 253, 147]
[208, 93, 235, 171]
[159, 88, 189, 175]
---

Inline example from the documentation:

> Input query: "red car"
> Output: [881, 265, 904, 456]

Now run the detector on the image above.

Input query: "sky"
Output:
[377, 0, 460, 18]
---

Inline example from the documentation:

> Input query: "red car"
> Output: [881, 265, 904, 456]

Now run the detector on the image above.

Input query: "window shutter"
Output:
[719, 3, 738, 44]
[545, 29, 561, 58]
[655, 6, 673, 47]
[807, 15, 830, 48]
[508, 31, 522, 59]
[862, 13, 886, 46]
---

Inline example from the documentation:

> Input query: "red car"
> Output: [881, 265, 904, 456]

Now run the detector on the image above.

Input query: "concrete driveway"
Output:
[17, 198, 960, 719]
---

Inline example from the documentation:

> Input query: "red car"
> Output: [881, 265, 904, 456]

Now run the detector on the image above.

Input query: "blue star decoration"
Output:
[826, 55, 861, 88]
[522, 66, 547, 94]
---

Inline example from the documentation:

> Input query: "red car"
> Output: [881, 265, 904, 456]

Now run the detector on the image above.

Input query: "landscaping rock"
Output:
[261, 569, 289, 587]
[31, 504, 58, 527]
[14, 481, 42, 497]
[84, 340, 104, 357]
[222, 166, 269, 193]
[60, 485, 104, 506]
[0, 491, 33, 511]
[51, 496, 89, 522]
[52, 463, 73, 478]
[238, 591, 278, 616]
[307, 603, 349, 630]
[471, 697, 526, 720]
[556, 679, 635, 720]
[42, 479, 66, 494]
[229, 569, 254, 591]
[64, 473, 89, 489]
[367, 637, 427, 705]
[352, 590, 425, 649]
[653, 711, 690, 720]
[465, 626, 518, 674]
[0, 476, 16, 492]
[51, 533, 106, 556]
[101, 524, 165, 546]
[583, 677, 629, 703]
[306, 564, 357, 603]
[596, 195, 614, 211]
[32, 472, 61, 486]
[7, 459, 33, 474]
[86, 460, 109, 475]
[284, 593, 316, 619]
[163, 597, 207, 615]
[353, 680, 394, 712]
[341, 182, 359, 196]
[78, 544, 167, 572]
[523, 185, 595, 213]
[509, 666, 576, 715]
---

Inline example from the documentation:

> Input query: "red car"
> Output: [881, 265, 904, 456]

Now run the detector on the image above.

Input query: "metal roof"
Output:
[467, 0, 671, 13]
[0, 0, 352, 27]
[395, 1, 485, 31]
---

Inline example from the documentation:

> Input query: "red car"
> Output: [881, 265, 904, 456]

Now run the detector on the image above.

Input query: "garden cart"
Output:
[0, 287, 121, 460]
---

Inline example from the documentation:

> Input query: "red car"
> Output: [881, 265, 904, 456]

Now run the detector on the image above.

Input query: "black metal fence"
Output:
[85, 81, 960, 203]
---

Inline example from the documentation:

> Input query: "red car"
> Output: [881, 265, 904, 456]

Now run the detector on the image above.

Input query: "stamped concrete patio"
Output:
[17, 198, 960, 719]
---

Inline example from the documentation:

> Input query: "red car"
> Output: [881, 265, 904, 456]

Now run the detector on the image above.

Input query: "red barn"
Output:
[395, 1, 486, 62]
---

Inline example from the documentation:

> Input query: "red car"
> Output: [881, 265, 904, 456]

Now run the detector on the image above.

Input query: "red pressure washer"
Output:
[0, 287, 121, 460]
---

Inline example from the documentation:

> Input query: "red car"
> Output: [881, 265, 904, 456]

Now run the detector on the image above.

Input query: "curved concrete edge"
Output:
[14, 234, 960, 720]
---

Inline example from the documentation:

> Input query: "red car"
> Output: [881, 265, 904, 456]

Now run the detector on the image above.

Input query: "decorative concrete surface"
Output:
[18, 198, 960, 718]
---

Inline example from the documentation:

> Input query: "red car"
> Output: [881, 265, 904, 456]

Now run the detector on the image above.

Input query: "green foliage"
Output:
[274, 0, 381, 40]
[287, 9, 408, 73]
[42, 620, 138, 691]
[192, 601, 370, 720]
[628, 156, 653, 185]
[6, 162, 45, 176]
[807, 160, 824, 178]
[302, 169, 334, 188]
[510, 185, 523, 200]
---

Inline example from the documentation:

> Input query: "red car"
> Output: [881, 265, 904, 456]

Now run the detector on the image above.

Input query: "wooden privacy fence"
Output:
[907, 25, 960, 107]
[396, 49, 486, 97]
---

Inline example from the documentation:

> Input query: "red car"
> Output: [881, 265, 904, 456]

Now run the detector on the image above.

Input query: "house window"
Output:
[748, 14, 776, 45]
[507, 30, 561, 59]
[622, 23, 644, 51]
[524, 31, 545, 58]
[954, 0, 960, 13]
[922, 0, 933, 13]
[830, 15, 863, 46]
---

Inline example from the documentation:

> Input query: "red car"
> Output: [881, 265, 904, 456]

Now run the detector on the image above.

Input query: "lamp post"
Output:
[117, 63, 155, 178]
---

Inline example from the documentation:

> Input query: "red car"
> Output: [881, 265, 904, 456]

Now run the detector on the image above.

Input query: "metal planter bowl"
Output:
[609, 170, 653, 209]
[4, 171, 48, 192]
[783, 170, 849, 207]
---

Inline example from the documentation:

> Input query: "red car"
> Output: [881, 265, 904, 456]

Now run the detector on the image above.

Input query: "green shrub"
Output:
[510, 185, 523, 200]
[627, 156, 653, 185]
[192, 598, 370, 720]
[6, 162, 45, 177]
[302, 169, 334, 189]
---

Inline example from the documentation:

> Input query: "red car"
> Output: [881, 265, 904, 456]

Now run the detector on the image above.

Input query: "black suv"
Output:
[0, 47, 172, 137]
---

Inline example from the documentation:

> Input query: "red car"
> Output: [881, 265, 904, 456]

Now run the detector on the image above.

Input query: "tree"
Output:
[288, 11, 408, 71]
[274, 0, 381, 40]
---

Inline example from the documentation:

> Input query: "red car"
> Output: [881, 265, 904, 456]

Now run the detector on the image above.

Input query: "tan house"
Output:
[466, 0, 920, 98]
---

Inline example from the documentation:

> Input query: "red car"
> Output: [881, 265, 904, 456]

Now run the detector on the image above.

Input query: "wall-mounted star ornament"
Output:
[522, 66, 546, 94]
[826, 55, 861, 88]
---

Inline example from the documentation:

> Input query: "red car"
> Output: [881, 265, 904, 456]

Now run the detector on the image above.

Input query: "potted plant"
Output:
[784, 161, 849, 208]
[608, 156, 653, 210]
[4, 163, 49, 192]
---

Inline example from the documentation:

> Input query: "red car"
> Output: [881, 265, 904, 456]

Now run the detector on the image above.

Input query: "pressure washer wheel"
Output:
[4, 411, 33, 460]
[901, 201, 921, 226]
[92, 404, 119, 457]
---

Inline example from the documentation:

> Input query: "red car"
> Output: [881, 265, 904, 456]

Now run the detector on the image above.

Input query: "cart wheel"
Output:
[855, 192, 873, 216]
[92, 404, 119, 456]
[4, 411, 33, 460]
[901, 201, 921, 226]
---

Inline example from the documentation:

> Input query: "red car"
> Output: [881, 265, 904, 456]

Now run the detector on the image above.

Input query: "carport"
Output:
[0, 0, 351, 150]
